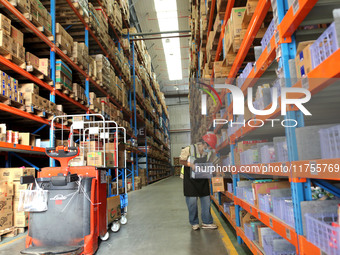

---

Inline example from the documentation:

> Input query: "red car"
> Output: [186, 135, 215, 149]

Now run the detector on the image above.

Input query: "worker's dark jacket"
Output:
[183, 145, 210, 197]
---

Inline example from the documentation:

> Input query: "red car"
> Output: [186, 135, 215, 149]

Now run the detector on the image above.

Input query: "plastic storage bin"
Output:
[258, 193, 272, 213]
[244, 188, 254, 205]
[319, 124, 340, 159]
[263, 235, 297, 255]
[305, 212, 340, 255]
[272, 196, 290, 220]
[261, 19, 276, 51]
[227, 183, 233, 193]
[284, 200, 295, 227]
[310, 22, 340, 69]
[244, 223, 256, 241]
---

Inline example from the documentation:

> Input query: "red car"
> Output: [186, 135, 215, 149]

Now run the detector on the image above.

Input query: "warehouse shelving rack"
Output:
[0, 0, 171, 189]
[191, 0, 340, 254]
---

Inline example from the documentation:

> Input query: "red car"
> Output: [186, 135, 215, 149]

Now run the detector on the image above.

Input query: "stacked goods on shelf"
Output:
[118, 0, 129, 24]
[0, 70, 23, 105]
[55, 23, 73, 57]
[0, 180, 13, 231]
[72, 83, 88, 105]
[0, 123, 37, 146]
[26, 0, 52, 36]
[0, 168, 35, 229]
[0, 14, 25, 66]
[94, 54, 110, 88]
[72, 42, 89, 71]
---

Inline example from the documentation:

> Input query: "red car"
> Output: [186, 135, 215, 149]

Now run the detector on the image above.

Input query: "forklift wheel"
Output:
[111, 221, 121, 232]
[100, 232, 110, 241]
[120, 215, 127, 225]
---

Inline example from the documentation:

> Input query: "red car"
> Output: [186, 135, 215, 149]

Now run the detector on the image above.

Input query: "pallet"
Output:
[26, 65, 53, 85]
[0, 227, 17, 242]
[89, 104, 99, 113]
[0, 47, 26, 69]
[25, 104, 53, 119]
[22, 13, 53, 38]
[55, 83, 74, 97]
[55, 41, 72, 58]
[0, 95, 25, 111]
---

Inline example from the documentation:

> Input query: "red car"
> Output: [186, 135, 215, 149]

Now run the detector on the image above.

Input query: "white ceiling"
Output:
[133, 0, 190, 95]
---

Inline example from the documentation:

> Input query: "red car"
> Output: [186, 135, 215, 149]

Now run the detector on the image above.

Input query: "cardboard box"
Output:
[38, 58, 50, 77]
[295, 41, 314, 79]
[69, 156, 87, 166]
[13, 211, 28, 227]
[229, 205, 235, 219]
[0, 30, 12, 53]
[87, 152, 114, 167]
[229, 7, 246, 39]
[0, 181, 13, 196]
[0, 211, 13, 230]
[19, 132, 36, 146]
[0, 14, 11, 36]
[252, 181, 291, 208]
[0, 196, 13, 213]
[107, 196, 121, 224]
[11, 26, 23, 46]
[241, 211, 258, 228]
[23, 93, 40, 107]
[13, 181, 28, 195]
[26, 52, 39, 69]
[0, 167, 35, 181]
[212, 177, 228, 193]
[19, 83, 39, 94]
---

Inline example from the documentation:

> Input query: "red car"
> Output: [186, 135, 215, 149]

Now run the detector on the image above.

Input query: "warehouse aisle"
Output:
[0, 177, 231, 255]
[97, 176, 228, 255]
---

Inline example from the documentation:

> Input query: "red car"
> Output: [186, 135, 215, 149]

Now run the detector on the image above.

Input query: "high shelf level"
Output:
[0, 0, 171, 190]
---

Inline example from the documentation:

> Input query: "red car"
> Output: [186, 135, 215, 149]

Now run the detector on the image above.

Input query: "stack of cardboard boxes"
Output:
[0, 70, 23, 104]
[72, 42, 89, 71]
[56, 59, 73, 91]
[0, 180, 13, 231]
[0, 14, 25, 65]
[0, 168, 35, 230]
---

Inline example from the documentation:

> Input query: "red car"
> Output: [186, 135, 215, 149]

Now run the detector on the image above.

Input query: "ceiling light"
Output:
[154, 0, 182, 81]
[175, 86, 179, 90]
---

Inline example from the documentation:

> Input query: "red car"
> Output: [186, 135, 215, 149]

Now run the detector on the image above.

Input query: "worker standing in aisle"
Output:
[180, 133, 218, 231]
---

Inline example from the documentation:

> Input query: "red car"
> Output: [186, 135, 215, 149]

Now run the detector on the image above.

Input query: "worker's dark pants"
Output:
[185, 196, 213, 225]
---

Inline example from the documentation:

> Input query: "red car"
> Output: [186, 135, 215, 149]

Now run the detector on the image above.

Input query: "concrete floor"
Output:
[0, 176, 244, 255]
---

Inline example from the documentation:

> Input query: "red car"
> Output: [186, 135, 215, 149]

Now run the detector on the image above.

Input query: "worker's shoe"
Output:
[202, 223, 218, 229]
[192, 224, 200, 230]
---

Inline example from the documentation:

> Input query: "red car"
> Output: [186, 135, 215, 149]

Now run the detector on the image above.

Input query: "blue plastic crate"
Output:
[305, 212, 340, 255]
[227, 183, 233, 193]
[310, 22, 340, 69]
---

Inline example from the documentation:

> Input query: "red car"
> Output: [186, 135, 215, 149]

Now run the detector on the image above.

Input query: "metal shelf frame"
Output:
[195, 0, 340, 254]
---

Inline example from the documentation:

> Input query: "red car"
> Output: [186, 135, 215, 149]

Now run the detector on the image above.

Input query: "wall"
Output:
[166, 97, 191, 165]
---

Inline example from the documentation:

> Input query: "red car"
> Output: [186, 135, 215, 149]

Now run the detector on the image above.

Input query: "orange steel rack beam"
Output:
[216, 48, 340, 151]
[211, 195, 263, 254]
[0, 141, 45, 154]
[210, 0, 235, 79]
[278, 0, 319, 39]
[234, 197, 299, 249]
[0, 55, 89, 112]
[227, 0, 271, 81]
[0, 103, 67, 130]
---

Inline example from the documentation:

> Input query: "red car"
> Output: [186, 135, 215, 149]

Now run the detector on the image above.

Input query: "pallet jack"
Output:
[20, 146, 110, 255]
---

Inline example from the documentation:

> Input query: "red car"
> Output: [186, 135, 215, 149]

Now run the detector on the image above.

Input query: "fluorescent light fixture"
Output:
[154, 0, 182, 81]
[175, 86, 179, 90]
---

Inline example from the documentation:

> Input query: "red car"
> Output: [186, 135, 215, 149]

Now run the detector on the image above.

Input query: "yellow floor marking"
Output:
[212, 209, 238, 255]
[0, 234, 26, 248]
